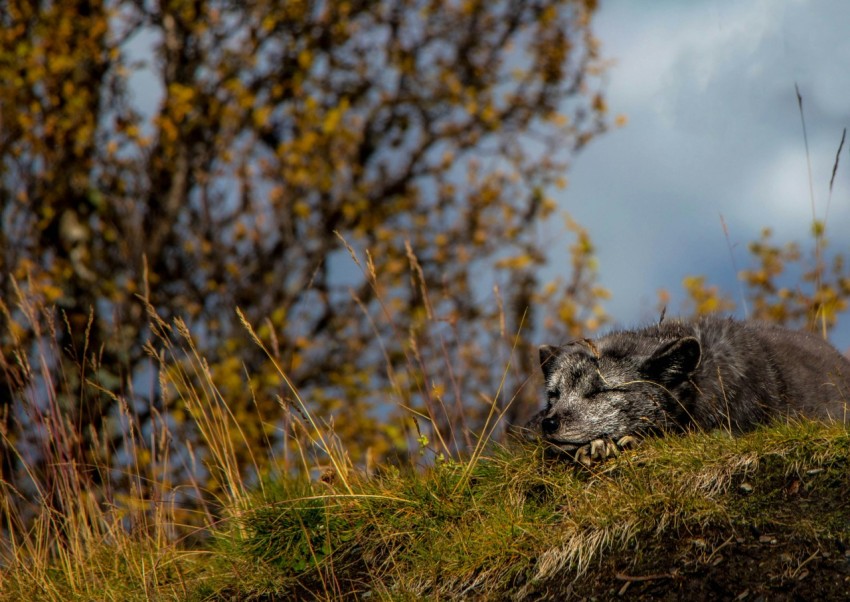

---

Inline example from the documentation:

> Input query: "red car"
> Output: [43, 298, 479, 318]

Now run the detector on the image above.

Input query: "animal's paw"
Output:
[574, 435, 639, 466]
[616, 435, 638, 450]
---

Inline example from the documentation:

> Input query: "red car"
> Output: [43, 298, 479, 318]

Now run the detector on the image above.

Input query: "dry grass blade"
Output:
[236, 307, 353, 494]
[829, 128, 846, 195]
[719, 213, 749, 318]
[795, 83, 816, 220]
[454, 308, 528, 494]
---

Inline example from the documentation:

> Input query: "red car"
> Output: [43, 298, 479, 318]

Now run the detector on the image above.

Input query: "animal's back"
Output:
[691, 319, 850, 428]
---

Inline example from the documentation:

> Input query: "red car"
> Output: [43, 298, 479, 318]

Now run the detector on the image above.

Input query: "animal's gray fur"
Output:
[525, 317, 850, 463]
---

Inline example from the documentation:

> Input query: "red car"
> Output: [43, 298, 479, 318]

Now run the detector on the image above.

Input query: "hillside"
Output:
[209, 421, 850, 600]
[4, 421, 849, 600]
[210, 424, 850, 600]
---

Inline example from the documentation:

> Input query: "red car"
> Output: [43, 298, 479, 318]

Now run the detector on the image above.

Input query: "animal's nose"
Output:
[541, 416, 559, 435]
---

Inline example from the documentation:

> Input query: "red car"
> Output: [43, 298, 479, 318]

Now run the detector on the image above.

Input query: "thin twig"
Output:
[719, 214, 749, 318]
[615, 571, 674, 582]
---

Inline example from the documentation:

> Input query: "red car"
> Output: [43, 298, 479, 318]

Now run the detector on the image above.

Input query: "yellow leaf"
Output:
[294, 200, 310, 218]
[495, 254, 532, 270]
[298, 49, 311, 69]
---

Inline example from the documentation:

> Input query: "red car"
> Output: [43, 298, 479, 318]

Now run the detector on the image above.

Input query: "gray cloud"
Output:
[550, 0, 850, 350]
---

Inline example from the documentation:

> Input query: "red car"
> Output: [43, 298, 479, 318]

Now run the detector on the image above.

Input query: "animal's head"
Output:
[525, 335, 701, 452]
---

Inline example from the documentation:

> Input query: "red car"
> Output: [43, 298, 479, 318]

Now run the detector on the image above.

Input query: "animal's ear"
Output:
[539, 345, 561, 380]
[643, 336, 701, 385]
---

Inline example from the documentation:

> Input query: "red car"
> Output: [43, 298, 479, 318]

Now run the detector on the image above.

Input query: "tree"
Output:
[0, 0, 609, 507]
[676, 225, 850, 336]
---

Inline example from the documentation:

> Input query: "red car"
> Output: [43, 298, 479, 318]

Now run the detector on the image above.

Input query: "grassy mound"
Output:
[198, 420, 850, 600]
[4, 420, 849, 600]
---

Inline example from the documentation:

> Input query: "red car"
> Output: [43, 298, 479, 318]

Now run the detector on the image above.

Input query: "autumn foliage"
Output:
[0, 0, 610, 522]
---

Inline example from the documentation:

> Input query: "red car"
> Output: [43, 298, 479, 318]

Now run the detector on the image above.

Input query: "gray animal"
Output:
[525, 317, 850, 464]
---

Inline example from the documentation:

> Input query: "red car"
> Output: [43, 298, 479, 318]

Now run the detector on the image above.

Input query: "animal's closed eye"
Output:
[589, 387, 628, 398]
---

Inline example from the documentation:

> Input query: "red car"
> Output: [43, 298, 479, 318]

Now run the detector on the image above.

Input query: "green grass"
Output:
[197, 419, 850, 600]
[3, 418, 849, 600]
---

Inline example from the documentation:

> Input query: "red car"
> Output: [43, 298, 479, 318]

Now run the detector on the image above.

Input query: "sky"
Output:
[124, 1, 850, 349]
[548, 0, 850, 350]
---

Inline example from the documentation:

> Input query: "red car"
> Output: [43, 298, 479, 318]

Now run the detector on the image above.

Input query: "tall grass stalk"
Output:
[0, 286, 268, 599]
